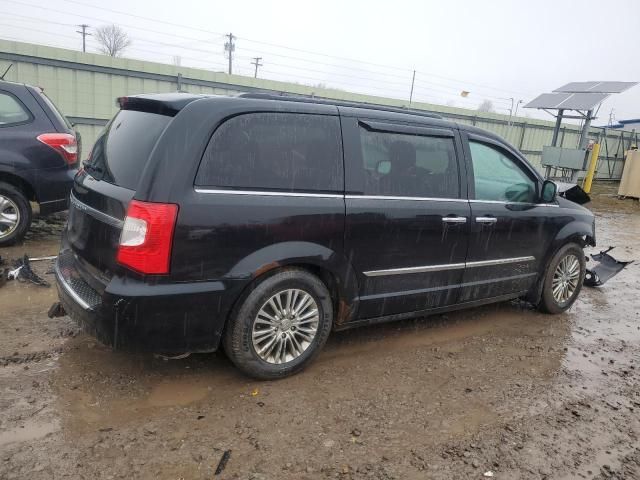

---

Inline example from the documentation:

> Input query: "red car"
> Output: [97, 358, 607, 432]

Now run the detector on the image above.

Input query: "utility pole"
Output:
[409, 70, 416, 105]
[251, 57, 263, 78]
[224, 33, 235, 75]
[76, 24, 91, 53]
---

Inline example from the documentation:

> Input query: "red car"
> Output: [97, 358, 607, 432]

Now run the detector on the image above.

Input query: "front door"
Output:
[343, 117, 470, 319]
[459, 133, 553, 302]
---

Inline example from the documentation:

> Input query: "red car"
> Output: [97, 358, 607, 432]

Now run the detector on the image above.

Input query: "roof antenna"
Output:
[0, 63, 13, 80]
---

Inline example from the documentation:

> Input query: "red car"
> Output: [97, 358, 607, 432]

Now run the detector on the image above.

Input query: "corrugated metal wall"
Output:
[1, 39, 633, 179]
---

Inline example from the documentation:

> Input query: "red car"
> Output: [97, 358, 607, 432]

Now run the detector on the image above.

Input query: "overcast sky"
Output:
[2, 0, 639, 124]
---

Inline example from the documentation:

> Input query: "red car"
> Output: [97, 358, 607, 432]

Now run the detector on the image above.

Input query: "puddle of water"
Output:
[0, 418, 59, 447]
[323, 304, 563, 361]
[146, 378, 210, 407]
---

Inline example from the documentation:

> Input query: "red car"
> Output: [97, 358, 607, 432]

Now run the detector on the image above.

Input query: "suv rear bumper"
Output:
[55, 250, 239, 353]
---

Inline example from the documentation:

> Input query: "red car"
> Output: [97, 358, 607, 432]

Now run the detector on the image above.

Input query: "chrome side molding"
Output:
[363, 256, 536, 277]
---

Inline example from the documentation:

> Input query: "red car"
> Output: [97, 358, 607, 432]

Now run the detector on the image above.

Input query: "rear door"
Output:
[459, 132, 551, 301]
[65, 108, 172, 284]
[343, 116, 470, 319]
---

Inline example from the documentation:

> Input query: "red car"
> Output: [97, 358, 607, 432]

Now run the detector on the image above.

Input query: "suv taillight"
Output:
[37, 133, 78, 166]
[116, 200, 179, 275]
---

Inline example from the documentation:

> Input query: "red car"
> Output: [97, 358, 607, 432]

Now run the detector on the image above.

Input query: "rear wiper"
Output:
[83, 163, 104, 177]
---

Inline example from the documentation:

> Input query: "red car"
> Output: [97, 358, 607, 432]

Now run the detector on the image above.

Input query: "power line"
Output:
[2, 9, 522, 104]
[2, 0, 219, 45]
[0, 22, 506, 106]
[0, 23, 229, 70]
[58, 0, 226, 37]
[0, 1, 533, 107]
[13, 0, 534, 98]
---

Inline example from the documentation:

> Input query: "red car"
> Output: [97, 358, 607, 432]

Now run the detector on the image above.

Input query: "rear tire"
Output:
[223, 269, 333, 380]
[537, 242, 586, 314]
[0, 182, 31, 247]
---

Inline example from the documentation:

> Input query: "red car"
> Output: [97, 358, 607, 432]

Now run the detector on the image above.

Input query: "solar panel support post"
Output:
[546, 109, 564, 178]
[578, 109, 594, 150]
[551, 109, 564, 147]
[569, 109, 595, 182]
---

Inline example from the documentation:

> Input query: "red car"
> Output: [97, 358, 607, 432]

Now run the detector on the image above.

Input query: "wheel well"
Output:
[0, 172, 37, 202]
[526, 238, 586, 304]
[223, 264, 347, 337]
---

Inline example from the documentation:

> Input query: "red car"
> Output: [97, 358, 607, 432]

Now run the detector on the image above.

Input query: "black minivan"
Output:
[55, 93, 596, 379]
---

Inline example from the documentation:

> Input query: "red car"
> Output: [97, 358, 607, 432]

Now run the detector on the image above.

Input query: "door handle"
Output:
[442, 216, 467, 224]
[476, 216, 497, 224]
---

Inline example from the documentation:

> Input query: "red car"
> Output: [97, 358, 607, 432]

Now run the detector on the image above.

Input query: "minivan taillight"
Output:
[116, 200, 178, 275]
[36, 133, 78, 166]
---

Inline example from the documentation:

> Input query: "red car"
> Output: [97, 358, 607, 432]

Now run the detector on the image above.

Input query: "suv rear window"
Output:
[35, 90, 73, 129]
[196, 113, 343, 192]
[84, 110, 171, 190]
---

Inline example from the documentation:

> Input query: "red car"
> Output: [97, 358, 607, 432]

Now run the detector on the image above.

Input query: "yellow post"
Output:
[583, 143, 600, 193]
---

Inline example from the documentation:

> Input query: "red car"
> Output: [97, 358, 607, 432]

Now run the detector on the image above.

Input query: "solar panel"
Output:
[524, 93, 571, 109]
[524, 92, 609, 110]
[554, 81, 637, 93]
[558, 92, 609, 110]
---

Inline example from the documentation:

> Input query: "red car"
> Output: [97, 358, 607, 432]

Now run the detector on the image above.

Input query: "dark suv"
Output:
[55, 93, 596, 379]
[0, 80, 79, 245]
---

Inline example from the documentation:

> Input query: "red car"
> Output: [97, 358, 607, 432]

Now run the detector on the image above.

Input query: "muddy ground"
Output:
[1, 184, 639, 480]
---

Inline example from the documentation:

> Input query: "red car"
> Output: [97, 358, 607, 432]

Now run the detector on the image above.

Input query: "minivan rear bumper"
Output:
[55, 250, 238, 353]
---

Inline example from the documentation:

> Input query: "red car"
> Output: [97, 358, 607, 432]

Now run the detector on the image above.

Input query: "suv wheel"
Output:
[223, 269, 333, 380]
[0, 182, 32, 247]
[538, 242, 586, 314]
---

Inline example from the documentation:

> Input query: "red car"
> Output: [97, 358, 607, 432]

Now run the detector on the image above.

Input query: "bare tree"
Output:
[477, 99, 495, 113]
[95, 24, 131, 57]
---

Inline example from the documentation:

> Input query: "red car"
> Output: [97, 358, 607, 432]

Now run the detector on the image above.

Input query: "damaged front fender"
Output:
[584, 247, 634, 287]
[555, 182, 591, 205]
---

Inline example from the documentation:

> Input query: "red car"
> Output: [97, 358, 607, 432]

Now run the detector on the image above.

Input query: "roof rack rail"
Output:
[239, 92, 443, 120]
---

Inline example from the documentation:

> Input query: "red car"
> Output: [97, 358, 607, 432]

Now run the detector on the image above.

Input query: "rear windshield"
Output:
[84, 110, 171, 190]
[35, 89, 73, 130]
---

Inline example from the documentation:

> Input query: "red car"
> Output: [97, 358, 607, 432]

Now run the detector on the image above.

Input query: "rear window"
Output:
[195, 113, 343, 192]
[36, 90, 73, 129]
[84, 110, 171, 190]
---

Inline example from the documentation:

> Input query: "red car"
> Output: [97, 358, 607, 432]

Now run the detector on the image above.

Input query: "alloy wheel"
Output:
[552, 254, 580, 304]
[0, 194, 20, 239]
[251, 288, 320, 364]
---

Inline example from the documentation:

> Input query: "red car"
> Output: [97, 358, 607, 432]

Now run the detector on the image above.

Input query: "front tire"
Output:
[223, 269, 333, 380]
[538, 242, 586, 314]
[0, 182, 32, 247]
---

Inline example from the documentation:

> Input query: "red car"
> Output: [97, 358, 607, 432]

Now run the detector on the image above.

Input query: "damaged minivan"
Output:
[54, 93, 596, 379]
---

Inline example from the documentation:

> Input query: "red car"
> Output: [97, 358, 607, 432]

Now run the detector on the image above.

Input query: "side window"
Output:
[0, 92, 31, 126]
[469, 140, 536, 203]
[196, 113, 342, 192]
[360, 126, 459, 198]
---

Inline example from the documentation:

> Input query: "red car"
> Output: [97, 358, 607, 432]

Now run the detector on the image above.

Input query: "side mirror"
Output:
[376, 160, 391, 175]
[541, 180, 558, 203]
